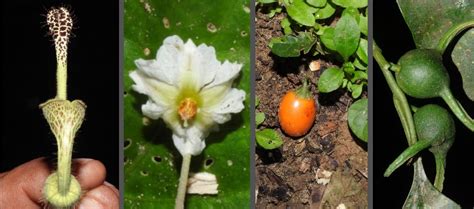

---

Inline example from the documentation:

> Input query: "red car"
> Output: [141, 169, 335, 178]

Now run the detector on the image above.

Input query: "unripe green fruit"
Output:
[396, 49, 450, 99]
[414, 104, 455, 147]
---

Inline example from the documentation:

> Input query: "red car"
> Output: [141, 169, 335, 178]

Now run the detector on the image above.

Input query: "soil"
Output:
[255, 9, 368, 209]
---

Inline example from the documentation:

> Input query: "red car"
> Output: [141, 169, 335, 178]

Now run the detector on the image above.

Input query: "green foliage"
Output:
[347, 98, 368, 142]
[259, 0, 368, 142]
[124, 0, 250, 208]
[334, 12, 360, 61]
[256, 129, 284, 150]
[268, 32, 316, 57]
[255, 97, 283, 150]
[318, 67, 344, 93]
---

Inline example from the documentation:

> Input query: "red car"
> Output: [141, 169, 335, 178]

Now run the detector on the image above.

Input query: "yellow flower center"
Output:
[178, 98, 198, 124]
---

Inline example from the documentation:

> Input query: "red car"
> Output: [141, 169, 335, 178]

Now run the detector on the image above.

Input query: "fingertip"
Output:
[78, 184, 119, 209]
[73, 158, 106, 190]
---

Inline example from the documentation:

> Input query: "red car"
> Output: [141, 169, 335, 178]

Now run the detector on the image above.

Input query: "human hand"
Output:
[0, 157, 119, 209]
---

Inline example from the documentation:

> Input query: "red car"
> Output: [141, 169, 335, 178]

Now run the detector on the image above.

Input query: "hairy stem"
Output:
[175, 154, 192, 209]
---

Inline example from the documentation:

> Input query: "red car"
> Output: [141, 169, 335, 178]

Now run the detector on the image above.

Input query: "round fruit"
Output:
[396, 49, 450, 99]
[278, 81, 316, 137]
[414, 104, 455, 147]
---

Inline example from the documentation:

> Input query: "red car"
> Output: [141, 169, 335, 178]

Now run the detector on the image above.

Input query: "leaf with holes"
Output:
[124, 0, 250, 208]
[269, 32, 316, 57]
[256, 129, 283, 150]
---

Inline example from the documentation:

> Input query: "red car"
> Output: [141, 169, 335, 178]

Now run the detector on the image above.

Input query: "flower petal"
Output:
[204, 61, 242, 89]
[130, 70, 178, 107]
[134, 35, 185, 86]
[172, 126, 207, 156]
[141, 100, 166, 120]
[191, 44, 219, 89]
[203, 88, 246, 124]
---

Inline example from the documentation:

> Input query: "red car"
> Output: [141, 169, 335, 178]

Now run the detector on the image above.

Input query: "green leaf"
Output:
[314, 1, 336, 20]
[306, 0, 326, 8]
[451, 29, 474, 101]
[353, 57, 367, 70]
[269, 7, 282, 18]
[397, 0, 474, 49]
[334, 12, 360, 61]
[341, 7, 360, 22]
[256, 112, 266, 126]
[318, 67, 344, 93]
[403, 158, 460, 208]
[332, 0, 367, 8]
[320, 26, 336, 50]
[255, 96, 260, 107]
[286, 0, 317, 26]
[397, 0, 474, 100]
[352, 70, 368, 82]
[359, 12, 368, 36]
[281, 17, 292, 35]
[269, 32, 316, 57]
[256, 129, 283, 150]
[350, 83, 363, 98]
[342, 61, 355, 74]
[124, 0, 250, 208]
[356, 38, 368, 64]
[347, 98, 368, 142]
[258, 0, 278, 3]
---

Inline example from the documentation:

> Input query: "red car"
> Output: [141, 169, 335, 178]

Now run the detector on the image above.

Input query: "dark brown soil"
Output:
[255, 9, 368, 209]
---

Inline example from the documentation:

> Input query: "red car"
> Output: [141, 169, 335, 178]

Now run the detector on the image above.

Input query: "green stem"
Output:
[373, 42, 417, 145]
[433, 153, 446, 191]
[440, 89, 474, 131]
[384, 139, 432, 177]
[57, 134, 73, 195]
[295, 77, 311, 99]
[175, 154, 192, 209]
[436, 20, 474, 54]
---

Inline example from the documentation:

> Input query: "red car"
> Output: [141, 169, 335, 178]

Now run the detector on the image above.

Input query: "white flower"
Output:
[130, 35, 246, 156]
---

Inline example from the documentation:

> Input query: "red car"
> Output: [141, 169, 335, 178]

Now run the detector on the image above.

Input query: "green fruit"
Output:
[414, 104, 455, 147]
[414, 104, 455, 191]
[384, 104, 456, 178]
[396, 49, 450, 99]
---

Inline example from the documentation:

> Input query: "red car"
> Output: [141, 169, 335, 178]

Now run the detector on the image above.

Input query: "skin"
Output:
[0, 158, 119, 209]
[278, 91, 316, 137]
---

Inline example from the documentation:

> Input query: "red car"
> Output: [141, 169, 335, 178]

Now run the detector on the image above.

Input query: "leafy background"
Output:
[397, 0, 474, 100]
[374, 0, 474, 207]
[124, 0, 250, 208]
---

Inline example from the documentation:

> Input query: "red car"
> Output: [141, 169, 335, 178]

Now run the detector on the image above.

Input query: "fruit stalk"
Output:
[373, 42, 417, 145]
